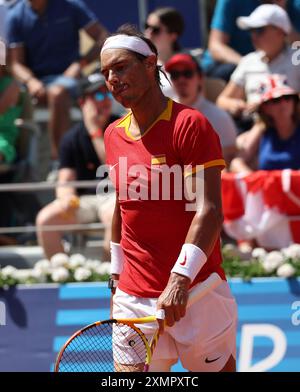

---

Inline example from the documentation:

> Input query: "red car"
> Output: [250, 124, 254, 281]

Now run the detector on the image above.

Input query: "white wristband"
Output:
[171, 243, 207, 282]
[155, 309, 165, 320]
[110, 241, 124, 275]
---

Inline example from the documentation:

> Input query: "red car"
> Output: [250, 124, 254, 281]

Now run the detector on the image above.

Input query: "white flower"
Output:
[69, 254, 86, 269]
[281, 244, 300, 260]
[277, 263, 296, 278]
[51, 267, 70, 283]
[74, 267, 92, 282]
[262, 251, 285, 273]
[50, 253, 69, 268]
[238, 244, 253, 261]
[30, 269, 47, 283]
[222, 243, 240, 258]
[94, 262, 111, 276]
[34, 259, 51, 275]
[1, 265, 17, 279]
[14, 269, 32, 282]
[85, 260, 102, 271]
[252, 248, 267, 260]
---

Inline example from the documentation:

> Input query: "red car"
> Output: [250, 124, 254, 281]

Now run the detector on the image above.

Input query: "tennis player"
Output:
[101, 25, 237, 372]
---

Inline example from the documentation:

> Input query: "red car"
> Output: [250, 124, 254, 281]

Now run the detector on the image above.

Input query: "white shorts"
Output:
[76, 193, 115, 224]
[113, 281, 238, 372]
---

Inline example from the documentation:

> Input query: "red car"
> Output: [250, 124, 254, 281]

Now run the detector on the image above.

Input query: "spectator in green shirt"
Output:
[0, 66, 22, 165]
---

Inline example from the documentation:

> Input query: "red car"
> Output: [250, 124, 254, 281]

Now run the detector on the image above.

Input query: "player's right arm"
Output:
[111, 196, 122, 268]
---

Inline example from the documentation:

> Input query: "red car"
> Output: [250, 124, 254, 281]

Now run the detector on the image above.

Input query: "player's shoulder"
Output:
[172, 100, 211, 129]
[171, 101, 216, 145]
[104, 113, 128, 141]
[172, 100, 206, 120]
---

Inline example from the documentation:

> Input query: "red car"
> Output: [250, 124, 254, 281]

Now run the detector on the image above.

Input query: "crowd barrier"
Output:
[1, 171, 300, 243]
[0, 179, 109, 235]
[222, 170, 300, 249]
[0, 278, 300, 372]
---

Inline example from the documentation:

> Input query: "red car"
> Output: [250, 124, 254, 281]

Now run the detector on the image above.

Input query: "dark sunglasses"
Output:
[169, 70, 196, 81]
[144, 23, 162, 35]
[250, 26, 267, 35]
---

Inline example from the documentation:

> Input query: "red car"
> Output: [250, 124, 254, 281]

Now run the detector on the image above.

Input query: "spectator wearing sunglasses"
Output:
[165, 53, 237, 167]
[217, 4, 300, 131]
[144, 7, 185, 99]
[36, 73, 118, 260]
[230, 75, 300, 174]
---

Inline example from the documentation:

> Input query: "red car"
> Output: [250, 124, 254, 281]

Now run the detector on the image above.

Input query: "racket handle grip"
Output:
[187, 272, 223, 309]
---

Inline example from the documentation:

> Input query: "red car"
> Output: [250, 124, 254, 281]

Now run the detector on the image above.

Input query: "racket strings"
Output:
[56, 321, 148, 372]
[112, 323, 148, 371]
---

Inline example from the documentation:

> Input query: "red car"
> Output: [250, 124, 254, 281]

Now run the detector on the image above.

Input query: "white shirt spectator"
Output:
[231, 46, 300, 104]
[192, 95, 237, 148]
[0, 0, 7, 64]
[0, 0, 7, 41]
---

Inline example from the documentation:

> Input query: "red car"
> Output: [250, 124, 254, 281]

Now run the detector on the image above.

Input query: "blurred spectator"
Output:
[0, 64, 40, 246]
[165, 53, 237, 166]
[144, 7, 185, 98]
[0, 64, 22, 165]
[0, 0, 7, 41]
[0, 64, 22, 244]
[6, 0, 108, 163]
[276, 0, 300, 41]
[202, 0, 300, 82]
[217, 4, 300, 131]
[36, 73, 117, 260]
[202, 0, 261, 82]
[0, 0, 8, 64]
[231, 75, 300, 173]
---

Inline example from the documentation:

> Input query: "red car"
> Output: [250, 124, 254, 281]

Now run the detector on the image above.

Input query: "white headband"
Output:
[101, 34, 155, 57]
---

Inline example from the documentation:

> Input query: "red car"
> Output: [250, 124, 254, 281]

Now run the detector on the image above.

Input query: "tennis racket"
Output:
[55, 272, 222, 372]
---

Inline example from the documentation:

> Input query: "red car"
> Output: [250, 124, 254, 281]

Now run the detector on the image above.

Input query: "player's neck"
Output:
[130, 89, 168, 136]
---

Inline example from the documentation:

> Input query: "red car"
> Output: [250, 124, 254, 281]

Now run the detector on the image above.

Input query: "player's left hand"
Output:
[156, 273, 191, 334]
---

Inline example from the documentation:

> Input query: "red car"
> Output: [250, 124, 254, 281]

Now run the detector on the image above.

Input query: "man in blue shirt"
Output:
[202, 0, 300, 81]
[6, 0, 108, 161]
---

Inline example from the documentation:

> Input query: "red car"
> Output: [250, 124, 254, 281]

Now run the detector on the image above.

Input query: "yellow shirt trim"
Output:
[151, 155, 167, 165]
[116, 99, 173, 141]
[184, 159, 226, 178]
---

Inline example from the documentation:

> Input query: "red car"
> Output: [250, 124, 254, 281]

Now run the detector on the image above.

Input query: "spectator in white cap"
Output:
[236, 2, 292, 34]
[217, 4, 300, 132]
[230, 74, 300, 173]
